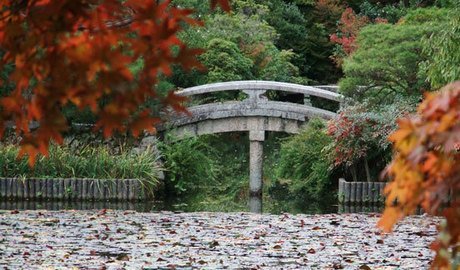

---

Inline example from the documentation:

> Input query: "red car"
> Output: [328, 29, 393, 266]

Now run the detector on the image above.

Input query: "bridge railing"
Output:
[159, 80, 345, 133]
[175, 80, 343, 104]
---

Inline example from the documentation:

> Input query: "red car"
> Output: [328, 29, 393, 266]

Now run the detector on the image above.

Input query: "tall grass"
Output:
[0, 144, 162, 191]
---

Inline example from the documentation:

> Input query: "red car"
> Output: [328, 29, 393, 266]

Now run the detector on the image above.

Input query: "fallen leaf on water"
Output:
[98, 209, 107, 216]
[116, 254, 130, 261]
[333, 263, 344, 269]
[209, 240, 219, 248]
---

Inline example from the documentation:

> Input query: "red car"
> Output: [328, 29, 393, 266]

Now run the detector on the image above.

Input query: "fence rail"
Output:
[338, 178, 387, 204]
[0, 178, 152, 201]
[338, 178, 455, 205]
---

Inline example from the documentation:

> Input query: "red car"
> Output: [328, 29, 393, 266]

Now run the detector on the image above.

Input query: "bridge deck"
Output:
[164, 100, 336, 129]
[176, 80, 343, 102]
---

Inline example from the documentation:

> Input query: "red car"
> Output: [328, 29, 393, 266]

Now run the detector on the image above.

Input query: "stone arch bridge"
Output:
[161, 81, 343, 212]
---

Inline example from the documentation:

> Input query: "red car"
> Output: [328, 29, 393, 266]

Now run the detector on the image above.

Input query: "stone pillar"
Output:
[249, 130, 264, 213]
[304, 94, 312, 106]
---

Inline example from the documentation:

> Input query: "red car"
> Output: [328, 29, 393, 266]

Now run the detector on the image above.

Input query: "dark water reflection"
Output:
[0, 199, 384, 214]
[0, 200, 164, 212]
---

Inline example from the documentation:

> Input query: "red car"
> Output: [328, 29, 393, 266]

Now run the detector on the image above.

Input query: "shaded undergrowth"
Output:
[160, 122, 339, 213]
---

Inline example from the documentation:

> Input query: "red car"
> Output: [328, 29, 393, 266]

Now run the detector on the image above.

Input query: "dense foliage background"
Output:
[156, 0, 458, 207]
[1, 0, 458, 210]
[1, 0, 458, 267]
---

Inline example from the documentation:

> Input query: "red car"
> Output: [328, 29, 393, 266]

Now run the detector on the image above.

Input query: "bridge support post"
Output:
[249, 130, 264, 213]
[304, 94, 312, 106]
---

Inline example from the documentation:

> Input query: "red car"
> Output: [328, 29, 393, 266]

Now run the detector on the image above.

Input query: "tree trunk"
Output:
[350, 164, 358, 182]
[364, 158, 371, 182]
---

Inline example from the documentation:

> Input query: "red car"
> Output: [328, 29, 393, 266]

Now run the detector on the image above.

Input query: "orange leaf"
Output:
[17, 143, 40, 167]
[389, 121, 413, 143]
[378, 207, 402, 232]
[422, 153, 437, 173]
[130, 115, 160, 138]
[210, 0, 231, 11]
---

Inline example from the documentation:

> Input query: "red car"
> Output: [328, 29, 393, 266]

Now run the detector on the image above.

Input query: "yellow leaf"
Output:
[378, 207, 402, 232]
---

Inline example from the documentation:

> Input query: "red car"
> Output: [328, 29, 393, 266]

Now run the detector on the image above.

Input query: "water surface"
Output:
[0, 199, 384, 214]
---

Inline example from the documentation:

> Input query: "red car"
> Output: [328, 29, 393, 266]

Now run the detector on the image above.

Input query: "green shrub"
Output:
[272, 119, 334, 202]
[157, 132, 253, 211]
[339, 8, 451, 103]
[421, 9, 460, 89]
[358, 1, 408, 23]
[0, 144, 162, 192]
[159, 134, 221, 197]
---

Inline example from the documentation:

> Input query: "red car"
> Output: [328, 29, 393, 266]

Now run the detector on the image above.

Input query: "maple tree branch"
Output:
[76, 16, 135, 32]
[105, 17, 135, 29]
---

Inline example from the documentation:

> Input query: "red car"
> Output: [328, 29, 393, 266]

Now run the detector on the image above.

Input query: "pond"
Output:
[0, 209, 437, 269]
[0, 198, 385, 214]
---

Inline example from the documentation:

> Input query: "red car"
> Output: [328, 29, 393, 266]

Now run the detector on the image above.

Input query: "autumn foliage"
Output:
[0, 0, 229, 166]
[379, 82, 460, 269]
[327, 110, 372, 167]
[330, 7, 390, 67]
[330, 8, 369, 65]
